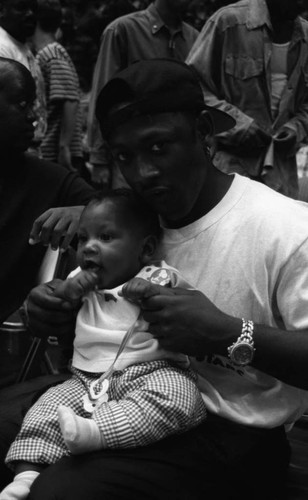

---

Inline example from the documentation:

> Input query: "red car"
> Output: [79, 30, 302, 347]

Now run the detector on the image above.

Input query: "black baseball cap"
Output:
[96, 59, 235, 138]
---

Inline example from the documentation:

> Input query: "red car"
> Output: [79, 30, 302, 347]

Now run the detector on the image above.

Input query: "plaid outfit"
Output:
[6, 262, 207, 469]
[6, 361, 206, 468]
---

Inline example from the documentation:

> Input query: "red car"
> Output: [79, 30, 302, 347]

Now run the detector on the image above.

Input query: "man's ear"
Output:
[139, 234, 157, 265]
[0, 3, 5, 18]
[197, 110, 214, 138]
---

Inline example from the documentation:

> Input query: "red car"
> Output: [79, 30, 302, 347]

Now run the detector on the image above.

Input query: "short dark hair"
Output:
[37, 0, 62, 33]
[88, 188, 161, 240]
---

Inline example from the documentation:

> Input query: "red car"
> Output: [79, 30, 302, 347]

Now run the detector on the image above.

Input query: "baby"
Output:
[1, 189, 206, 500]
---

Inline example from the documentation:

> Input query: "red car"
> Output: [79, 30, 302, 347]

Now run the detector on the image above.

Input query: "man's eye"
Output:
[151, 143, 164, 153]
[114, 151, 130, 164]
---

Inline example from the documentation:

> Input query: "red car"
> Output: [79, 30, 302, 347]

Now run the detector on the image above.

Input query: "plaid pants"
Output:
[6, 360, 206, 468]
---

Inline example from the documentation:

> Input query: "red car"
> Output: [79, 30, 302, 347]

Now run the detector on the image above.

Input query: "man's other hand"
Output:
[123, 282, 233, 357]
[29, 206, 85, 252]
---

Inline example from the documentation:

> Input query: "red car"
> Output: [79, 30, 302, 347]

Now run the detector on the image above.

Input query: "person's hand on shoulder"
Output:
[29, 206, 85, 252]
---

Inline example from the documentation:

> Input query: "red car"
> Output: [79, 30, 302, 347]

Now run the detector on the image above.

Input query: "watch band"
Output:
[227, 318, 255, 365]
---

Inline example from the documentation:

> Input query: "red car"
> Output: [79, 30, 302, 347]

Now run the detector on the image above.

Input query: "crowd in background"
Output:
[37, 0, 308, 186]
[60, 0, 308, 93]
[55, 1, 238, 94]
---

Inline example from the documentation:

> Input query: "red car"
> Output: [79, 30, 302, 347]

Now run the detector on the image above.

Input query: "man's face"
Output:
[266, 0, 306, 21]
[0, 71, 36, 153]
[0, 0, 38, 42]
[165, 0, 191, 14]
[108, 112, 207, 228]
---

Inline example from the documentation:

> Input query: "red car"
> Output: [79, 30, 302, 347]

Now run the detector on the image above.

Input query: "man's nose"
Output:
[25, 5, 36, 17]
[136, 157, 160, 179]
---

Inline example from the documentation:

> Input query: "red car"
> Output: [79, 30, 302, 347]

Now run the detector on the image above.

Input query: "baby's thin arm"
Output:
[53, 269, 99, 303]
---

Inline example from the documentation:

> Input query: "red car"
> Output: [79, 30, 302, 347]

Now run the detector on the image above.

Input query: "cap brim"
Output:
[205, 105, 236, 135]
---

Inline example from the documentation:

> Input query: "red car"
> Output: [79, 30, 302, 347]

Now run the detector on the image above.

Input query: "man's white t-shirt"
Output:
[157, 174, 308, 428]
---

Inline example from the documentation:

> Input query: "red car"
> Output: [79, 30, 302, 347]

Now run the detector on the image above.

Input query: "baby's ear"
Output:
[140, 235, 157, 265]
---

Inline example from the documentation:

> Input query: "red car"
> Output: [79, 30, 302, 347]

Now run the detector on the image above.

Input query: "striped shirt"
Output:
[36, 42, 83, 161]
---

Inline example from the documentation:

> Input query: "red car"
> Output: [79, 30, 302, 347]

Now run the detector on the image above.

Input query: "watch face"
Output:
[232, 343, 253, 366]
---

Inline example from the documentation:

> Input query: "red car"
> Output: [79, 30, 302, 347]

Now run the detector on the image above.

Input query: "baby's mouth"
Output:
[83, 260, 102, 273]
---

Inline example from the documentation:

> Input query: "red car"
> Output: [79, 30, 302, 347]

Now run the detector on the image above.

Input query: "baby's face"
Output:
[76, 200, 146, 290]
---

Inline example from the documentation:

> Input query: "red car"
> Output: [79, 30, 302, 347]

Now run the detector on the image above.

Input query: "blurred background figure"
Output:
[86, 0, 199, 188]
[33, 0, 87, 177]
[0, 0, 47, 156]
[0, 56, 94, 329]
[187, 0, 308, 199]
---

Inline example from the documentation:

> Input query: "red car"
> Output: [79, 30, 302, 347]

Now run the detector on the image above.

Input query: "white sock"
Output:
[58, 405, 105, 454]
[0, 470, 40, 500]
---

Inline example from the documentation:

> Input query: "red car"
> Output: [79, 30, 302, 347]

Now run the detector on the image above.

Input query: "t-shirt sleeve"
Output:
[276, 239, 308, 330]
[47, 57, 80, 102]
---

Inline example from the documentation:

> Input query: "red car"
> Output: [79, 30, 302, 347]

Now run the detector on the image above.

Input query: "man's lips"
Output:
[143, 186, 169, 198]
[24, 21, 36, 32]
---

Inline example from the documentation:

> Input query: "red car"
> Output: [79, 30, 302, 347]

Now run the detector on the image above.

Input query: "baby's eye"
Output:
[100, 233, 112, 241]
[19, 101, 27, 109]
[77, 234, 87, 244]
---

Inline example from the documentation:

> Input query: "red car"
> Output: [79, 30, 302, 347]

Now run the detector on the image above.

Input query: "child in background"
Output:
[34, 0, 84, 172]
[1, 189, 206, 500]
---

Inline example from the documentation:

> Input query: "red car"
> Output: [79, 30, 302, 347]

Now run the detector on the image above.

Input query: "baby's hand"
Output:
[121, 277, 173, 304]
[53, 270, 99, 303]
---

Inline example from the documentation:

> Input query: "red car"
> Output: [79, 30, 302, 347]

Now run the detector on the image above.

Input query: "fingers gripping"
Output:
[53, 270, 99, 303]
[122, 278, 174, 303]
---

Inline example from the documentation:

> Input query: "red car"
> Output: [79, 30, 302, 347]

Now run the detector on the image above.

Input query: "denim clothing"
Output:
[187, 0, 308, 198]
[87, 3, 198, 167]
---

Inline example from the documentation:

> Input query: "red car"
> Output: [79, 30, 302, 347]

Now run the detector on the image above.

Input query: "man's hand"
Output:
[123, 281, 234, 356]
[29, 206, 85, 252]
[27, 279, 79, 339]
[274, 126, 297, 155]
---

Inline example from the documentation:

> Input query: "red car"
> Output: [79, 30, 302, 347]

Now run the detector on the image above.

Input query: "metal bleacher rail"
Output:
[0, 246, 76, 386]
